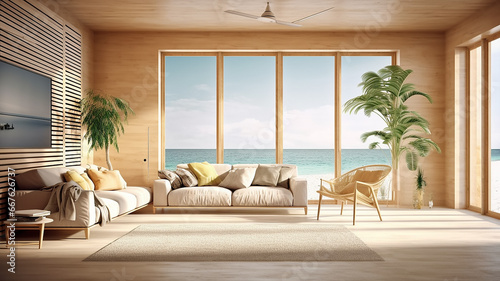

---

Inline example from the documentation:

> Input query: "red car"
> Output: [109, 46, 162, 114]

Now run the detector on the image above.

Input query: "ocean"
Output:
[165, 149, 392, 174]
[165, 148, 500, 201]
[165, 149, 500, 174]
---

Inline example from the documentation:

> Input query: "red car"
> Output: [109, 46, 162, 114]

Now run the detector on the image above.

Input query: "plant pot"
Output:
[413, 189, 424, 209]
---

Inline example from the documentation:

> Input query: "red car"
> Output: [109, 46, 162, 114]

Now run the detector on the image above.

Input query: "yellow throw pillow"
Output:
[64, 170, 91, 190]
[81, 173, 95, 190]
[188, 162, 221, 186]
[87, 169, 125, 191]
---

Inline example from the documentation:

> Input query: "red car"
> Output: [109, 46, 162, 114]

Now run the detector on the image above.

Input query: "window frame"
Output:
[160, 50, 398, 203]
[465, 31, 500, 219]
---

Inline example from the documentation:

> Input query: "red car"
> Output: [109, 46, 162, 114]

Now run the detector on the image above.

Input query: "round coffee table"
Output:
[4, 218, 54, 249]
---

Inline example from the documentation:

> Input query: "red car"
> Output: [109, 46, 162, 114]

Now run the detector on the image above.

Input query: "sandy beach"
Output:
[301, 173, 392, 200]
[301, 174, 334, 200]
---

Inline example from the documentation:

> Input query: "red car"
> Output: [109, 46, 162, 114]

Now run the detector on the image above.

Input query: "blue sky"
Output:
[224, 56, 276, 149]
[164, 55, 442, 150]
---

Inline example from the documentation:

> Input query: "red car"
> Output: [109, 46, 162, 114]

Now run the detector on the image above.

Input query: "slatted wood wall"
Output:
[0, 0, 82, 238]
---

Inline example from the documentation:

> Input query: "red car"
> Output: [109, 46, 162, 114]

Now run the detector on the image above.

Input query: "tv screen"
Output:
[0, 60, 52, 148]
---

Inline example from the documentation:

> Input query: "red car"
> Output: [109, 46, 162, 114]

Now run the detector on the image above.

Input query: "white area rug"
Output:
[84, 223, 383, 262]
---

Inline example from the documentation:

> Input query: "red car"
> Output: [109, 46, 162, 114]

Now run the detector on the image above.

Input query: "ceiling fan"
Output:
[225, 2, 333, 28]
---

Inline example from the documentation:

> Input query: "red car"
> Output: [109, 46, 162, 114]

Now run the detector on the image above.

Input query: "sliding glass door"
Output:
[162, 51, 397, 202]
[341, 55, 393, 200]
[223, 55, 276, 164]
[164, 56, 217, 169]
[283, 55, 335, 199]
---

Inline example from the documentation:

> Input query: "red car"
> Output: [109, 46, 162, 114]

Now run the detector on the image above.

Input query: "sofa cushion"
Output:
[353, 169, 384, 184]
[175, 168, 198, 187]
[85, 166, 128, 188]
[64, 170, 92, 190]
[95, 190, 137, 215]
[232, 186, 293, 207]
[100, 197, 120, 218]
[168, 186, 231, 206]
[338, 181, 372, 198]
[158, 169, 182, 189]
[252, 165, 281, 186]
[277, 166, 295, 189]
[16, 167, 69, 190]
[178, 164, 231, 179]
[116, 186, 152, 207]
[88, 169, 125, 191]
[219, 168, 257, 190]
[188, 162, 221, 186]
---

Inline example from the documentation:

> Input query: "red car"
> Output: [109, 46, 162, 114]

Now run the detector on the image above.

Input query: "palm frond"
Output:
[405, 150, 418, 171]
[360, 131, 388, 143]
[401, 90, 433, 103]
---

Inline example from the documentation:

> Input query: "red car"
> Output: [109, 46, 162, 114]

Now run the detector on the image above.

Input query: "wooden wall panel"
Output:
[0, 0, 83, 238]
[93, 31, 446, 207]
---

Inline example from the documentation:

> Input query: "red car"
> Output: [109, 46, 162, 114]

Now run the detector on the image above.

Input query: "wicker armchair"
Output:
[316, 164, 392, 225]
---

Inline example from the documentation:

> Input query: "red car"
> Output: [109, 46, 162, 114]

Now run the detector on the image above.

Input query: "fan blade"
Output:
[292, 7, 333, 23]
[276, 20, 302, 27]
[225, 10, 259, 20]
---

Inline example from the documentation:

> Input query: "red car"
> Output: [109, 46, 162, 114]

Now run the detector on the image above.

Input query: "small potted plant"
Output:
[413, 167, 427, 209]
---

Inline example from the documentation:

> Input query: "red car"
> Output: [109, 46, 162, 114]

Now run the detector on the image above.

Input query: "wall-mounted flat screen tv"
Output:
[0, 60, 52, 148]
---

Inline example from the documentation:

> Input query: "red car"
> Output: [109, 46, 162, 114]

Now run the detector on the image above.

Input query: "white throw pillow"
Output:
[219, 168, 257, 190]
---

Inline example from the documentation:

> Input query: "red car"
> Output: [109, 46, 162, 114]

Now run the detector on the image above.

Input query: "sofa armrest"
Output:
[69, 190, 96, 227]
[153, 179, 172, 207]
[16, 189, 96, 227]
[290, 177, 308, 207]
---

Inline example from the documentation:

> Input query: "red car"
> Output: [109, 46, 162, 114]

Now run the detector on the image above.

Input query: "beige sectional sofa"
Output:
[153, 164, 308, 214]
[15, 166, 151, 239]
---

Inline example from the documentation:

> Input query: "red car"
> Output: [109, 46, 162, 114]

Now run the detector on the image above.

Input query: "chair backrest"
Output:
[352, 165, 392, 185]
[335, 164, 392, 189]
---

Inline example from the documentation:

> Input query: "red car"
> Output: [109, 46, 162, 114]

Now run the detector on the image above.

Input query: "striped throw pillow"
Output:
[175, 168, 198, 187]
[158, 169, 183, 189]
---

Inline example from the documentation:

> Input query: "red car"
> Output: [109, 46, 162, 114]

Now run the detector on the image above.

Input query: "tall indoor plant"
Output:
[80, 90, 134, 170]
[343, 65, 440, 204]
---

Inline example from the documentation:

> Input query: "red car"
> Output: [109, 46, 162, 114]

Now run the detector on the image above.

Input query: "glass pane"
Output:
[470, 46, 482, 209]
[164, 56, 217, 169]
[491, 39, 500, 214]
[283, 56, 335, 200]
[224, 56, 276, 164]
[341, 56, 393, 200]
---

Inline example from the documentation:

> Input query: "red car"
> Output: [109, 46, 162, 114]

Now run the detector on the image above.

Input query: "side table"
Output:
[4, 218, 54, 249]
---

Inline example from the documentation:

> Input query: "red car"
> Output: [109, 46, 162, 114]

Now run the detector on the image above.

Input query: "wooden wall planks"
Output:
[0, 0, 82, 238]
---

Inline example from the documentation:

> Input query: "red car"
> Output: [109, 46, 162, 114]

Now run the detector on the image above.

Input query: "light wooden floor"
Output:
[1, 204, 500, 281]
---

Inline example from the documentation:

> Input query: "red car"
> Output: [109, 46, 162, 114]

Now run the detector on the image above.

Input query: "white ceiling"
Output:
[53, 0, 497, 32]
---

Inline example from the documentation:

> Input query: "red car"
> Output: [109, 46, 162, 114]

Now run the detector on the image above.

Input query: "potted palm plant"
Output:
[344, 65, 440, 205]
[80, 90, 134, 170]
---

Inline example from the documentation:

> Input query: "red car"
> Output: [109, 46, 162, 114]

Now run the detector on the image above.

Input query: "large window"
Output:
[162, 52, 397, 201]
[283, 55, 335, 199]
[341, 56, 393, 199]
[490, 39, 500, 214]
[224, 56, 276, 164]
[164, 56, 217, 169]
